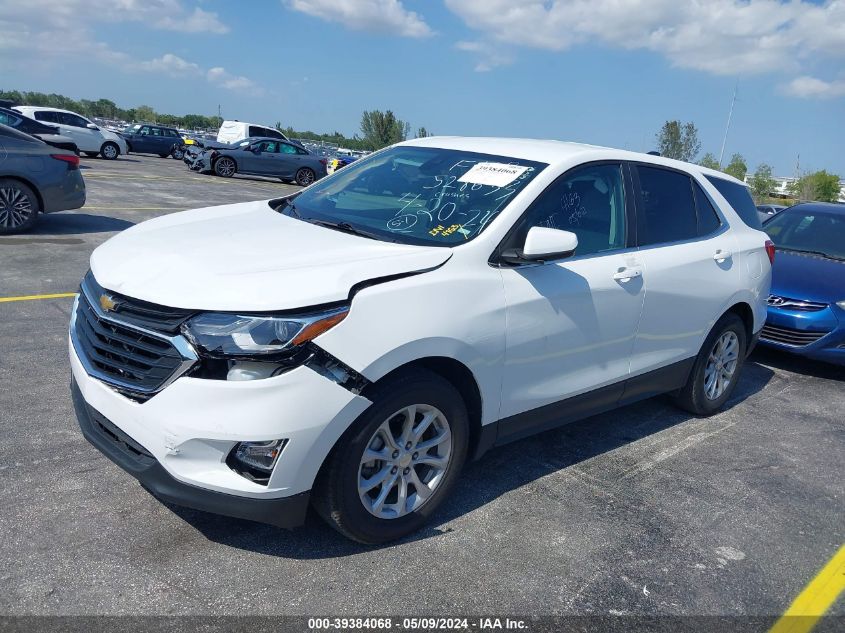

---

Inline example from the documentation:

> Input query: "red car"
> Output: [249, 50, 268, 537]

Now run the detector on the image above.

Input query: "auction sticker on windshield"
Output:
[457, 162, 529, 187]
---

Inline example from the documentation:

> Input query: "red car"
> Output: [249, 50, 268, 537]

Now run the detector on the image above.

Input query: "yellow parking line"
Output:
[0, 292, 76, 303]
[769, 544, 845, 633]
[83, 206, 182, 210]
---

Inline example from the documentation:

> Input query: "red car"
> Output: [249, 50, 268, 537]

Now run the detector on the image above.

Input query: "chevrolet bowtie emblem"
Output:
[99, 294, 118, 312]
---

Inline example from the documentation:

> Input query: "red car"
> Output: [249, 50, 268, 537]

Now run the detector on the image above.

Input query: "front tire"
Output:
[672, 313, 746, 416]
[214, 157, 236, 177]
[171, 147, 185, 160]
[313, 369, 469, 544]
[0, 179, 40, 234]
[100, 142, 119, 160]
[295, 167, 316, 186]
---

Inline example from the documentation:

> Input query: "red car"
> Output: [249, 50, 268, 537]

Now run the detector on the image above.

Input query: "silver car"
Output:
[198, 137, 328, 186]
[0, 123, 86, 234]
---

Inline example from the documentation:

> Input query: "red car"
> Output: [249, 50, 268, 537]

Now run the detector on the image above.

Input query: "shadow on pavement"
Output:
[167, 360, 775, 558]
[750, 347, 844, 381]
[32, 212, 135, 236]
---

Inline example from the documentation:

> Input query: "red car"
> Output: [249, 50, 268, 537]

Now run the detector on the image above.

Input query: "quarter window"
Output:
[705, 175, 761, 229]
[693, 181, 722, 235]
[635, 166, 698, 246]
[34, 111, 58, 123]
[514, 163, 628, 257]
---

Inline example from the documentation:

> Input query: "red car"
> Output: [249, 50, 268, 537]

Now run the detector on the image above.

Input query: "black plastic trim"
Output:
[486, 358, 695, 450]
[72, 379, 309, 529]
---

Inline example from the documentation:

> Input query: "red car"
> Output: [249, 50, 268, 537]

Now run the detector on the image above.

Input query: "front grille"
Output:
[72, 288, 196, 400]
[766, 295, 828, 312]
[760, 324, 829, 347]
[83, 271, 194, 334]
[89, 406, 155, 466]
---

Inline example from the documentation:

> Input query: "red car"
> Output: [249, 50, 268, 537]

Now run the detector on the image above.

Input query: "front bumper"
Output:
[72, 379, 310, 528]
[759, 305, 845, 366]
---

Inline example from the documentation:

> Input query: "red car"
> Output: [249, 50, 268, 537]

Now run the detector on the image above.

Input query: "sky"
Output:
[1, 0, 843, 177]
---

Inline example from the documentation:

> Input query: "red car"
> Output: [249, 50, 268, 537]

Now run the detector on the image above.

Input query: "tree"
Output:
[723, 153, 748, 181]
[655, 120, 701, 162]
[698, 152, 720, 170]
[748, 163, 777, 202]
[135, 104, 156, 122]
[416, 127, 431, 138]
[789, 170, 842, 202]
[360, 110, 408, 150]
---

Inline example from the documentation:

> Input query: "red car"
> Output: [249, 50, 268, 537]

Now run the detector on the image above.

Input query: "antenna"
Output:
[718, 81, 738, 168]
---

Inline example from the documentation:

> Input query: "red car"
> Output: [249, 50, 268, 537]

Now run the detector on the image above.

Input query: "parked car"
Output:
[757, 204, 786, 216]
[760, 203, 845, 365]
[120, 123, 184, 159]
[0, 106, 78, 154]
[198, 138, 327, 185]
[182, 136, 257, 168]
[13, 106, 127, 159]
[0, 123, 85, 234]
[69, 138, 770, 543]
[217, 120, 290, 145]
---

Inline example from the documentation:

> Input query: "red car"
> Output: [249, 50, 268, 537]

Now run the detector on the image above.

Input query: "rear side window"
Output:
[705, 175, 761, 229]
[0, 111, 21, 127]
[34, 111, 58, 123]
[693, 181, 722, 235]
[635, 165, 698, 245]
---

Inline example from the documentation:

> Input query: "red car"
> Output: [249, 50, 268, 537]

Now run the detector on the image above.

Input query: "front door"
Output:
[498, 163, 645, 437]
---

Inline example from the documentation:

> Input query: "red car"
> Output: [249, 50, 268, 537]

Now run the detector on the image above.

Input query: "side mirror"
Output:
[86, 123, 99, 130]
[502, 227, 578, 264]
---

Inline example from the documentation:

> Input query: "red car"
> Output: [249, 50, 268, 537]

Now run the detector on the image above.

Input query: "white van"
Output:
[217, 120, 289, 144]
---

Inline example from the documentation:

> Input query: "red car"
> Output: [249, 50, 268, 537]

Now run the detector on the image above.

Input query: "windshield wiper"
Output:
[306, 218, 395, 242]
[777, 246, 845, 261]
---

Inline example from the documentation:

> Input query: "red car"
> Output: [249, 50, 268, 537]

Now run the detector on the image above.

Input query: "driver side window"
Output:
[516, 163, 628, 257]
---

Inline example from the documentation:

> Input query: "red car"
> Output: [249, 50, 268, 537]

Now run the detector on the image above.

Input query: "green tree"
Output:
[698, 152, 720, 170]
[655, 120, 701, 162]
[135, 104, 156, 122]
[789, 170, 841, 202]
[360, 110, 408, 150]
[748, 163, 777, 202]
[723, 153, 748, 181]
[416, 127, 431, 138]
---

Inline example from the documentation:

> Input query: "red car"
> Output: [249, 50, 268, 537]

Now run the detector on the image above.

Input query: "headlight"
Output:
[182, 307, 348, 357]
[837, 300, 845, 310]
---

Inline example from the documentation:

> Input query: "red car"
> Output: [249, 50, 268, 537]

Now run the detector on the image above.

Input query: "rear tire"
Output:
[84, 152, 98, 158]
[100, 142, 119, 160]
[214, 157, 236, 177]
[313, 369, 469, 544]
[672, 313, 746, 416]
[0, 179, 40, 234]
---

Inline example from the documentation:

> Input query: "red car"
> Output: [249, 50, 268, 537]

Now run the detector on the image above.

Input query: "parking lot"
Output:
[0, 154, 842, 618]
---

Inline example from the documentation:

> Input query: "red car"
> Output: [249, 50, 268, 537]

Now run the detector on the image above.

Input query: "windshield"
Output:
[764, 208, 845, 260]
[286, 146, 547, 246]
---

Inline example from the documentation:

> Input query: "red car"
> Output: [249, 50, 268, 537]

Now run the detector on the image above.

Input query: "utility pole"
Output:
[718, 82, 738, 168]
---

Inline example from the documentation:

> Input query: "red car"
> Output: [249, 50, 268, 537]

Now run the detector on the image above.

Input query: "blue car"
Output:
[760, 202, 845, 365]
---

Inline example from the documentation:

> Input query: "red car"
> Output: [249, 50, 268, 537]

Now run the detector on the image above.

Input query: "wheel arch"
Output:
[724, 301, 754, 345]
[100, 140, 121, 156]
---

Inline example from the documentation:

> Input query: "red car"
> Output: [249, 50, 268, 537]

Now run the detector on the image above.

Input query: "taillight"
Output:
[319, 158, 327, 167]
[51, 153, 79, 169]
[765, 240, 775, 265]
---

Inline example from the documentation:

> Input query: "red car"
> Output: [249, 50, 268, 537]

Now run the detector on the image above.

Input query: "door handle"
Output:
[713, 249, 733, 262]
[613, 266, 642, 282]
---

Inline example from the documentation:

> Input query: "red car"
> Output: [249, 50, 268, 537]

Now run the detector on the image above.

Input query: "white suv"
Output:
[69, 138, 772, 543]
[14, 106, 127, 159]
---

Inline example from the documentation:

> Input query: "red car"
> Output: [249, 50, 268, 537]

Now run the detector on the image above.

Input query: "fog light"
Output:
[227, 439, 287, 484]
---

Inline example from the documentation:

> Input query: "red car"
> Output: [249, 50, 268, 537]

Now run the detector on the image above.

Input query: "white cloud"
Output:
[455, 41, 513, 72]
[138, 53, 202, 76]
[207, 67, 260, 92]
[446, 0, 845, 96]
[155, 7, 228, 34]
[285, 0, 432, 37]
[782, 76, 845, 99]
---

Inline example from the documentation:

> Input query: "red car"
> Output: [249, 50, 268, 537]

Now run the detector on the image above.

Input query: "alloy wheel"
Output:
[0, 186, 34, 229]
[102, 143, 118, 159]
[703, 331, 739, 400]
[357, 404, 452, 519]
[296, 169, 315, 186]
[216, 158, 235, 177]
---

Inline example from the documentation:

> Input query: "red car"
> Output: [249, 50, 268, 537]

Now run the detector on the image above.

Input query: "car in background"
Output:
[120, 123, 184, 159]
[183, 136, 259, 168]
[760, 203, 845, 365]
[0, 123, 85, 234]
[757, 203, 786, 222]
[217, 121, 291, 145]
[13, 106, 127, 159]
[0, 106, 78, 154]
[198, 137, 327, 185]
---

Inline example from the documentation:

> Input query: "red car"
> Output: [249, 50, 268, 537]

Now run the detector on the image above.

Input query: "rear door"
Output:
[277, 141, 304, 178]
[628, 163, 739, 376]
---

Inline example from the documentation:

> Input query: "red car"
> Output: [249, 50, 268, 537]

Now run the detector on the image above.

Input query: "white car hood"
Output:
[90, 200, 451, 311]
